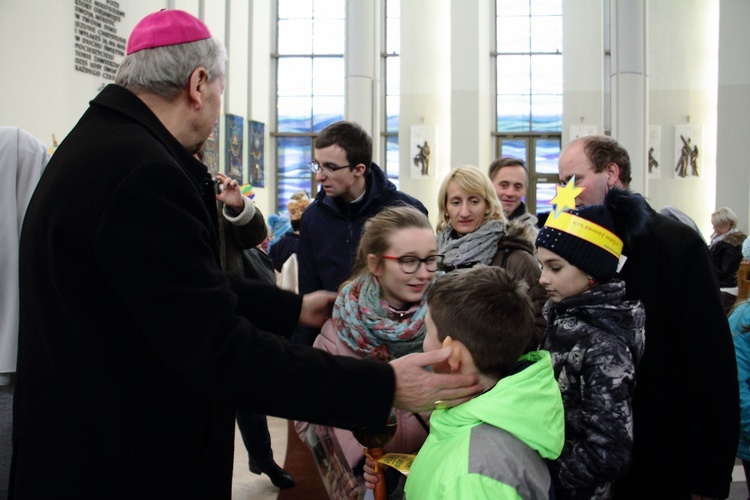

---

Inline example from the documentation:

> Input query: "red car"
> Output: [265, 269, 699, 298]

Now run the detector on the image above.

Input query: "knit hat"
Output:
[536, 182, 649, 281]
[126, 10, 212, 55]
[266, 213, 291, 252]
[286, 192, 310, 221]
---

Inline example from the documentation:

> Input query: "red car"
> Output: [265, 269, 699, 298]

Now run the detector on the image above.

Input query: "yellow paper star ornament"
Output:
[549, 176, 584, 216]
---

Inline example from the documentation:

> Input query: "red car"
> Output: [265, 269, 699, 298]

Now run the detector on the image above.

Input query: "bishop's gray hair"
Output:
[115, 37, 226, 101]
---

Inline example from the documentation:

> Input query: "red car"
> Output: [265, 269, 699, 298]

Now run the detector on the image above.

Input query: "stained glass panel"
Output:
[500, 139, 527, 162]
[277, 136, 313, 212]
[386, 95, 400, 133]
[497, 94, 530, 132]
[531, 94, 562, 131]
[277, 96, 312, 133]
[385, 136, 400, 189]
[536, 183, 557, 215]
[535, 138, 561, 175]
[312, 97, 344, 132]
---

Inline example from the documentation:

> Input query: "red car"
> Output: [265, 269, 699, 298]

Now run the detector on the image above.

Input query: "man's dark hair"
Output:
[488, 157, 527, 182]
[579, 135, 632, 186]
[314, 121, 373, 175]
[427, 265, 534, 379]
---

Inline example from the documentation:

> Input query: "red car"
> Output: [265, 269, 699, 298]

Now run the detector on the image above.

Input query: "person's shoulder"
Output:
[314, 322, 358, 357]
[300, 193, 332, 222]
[638, 211, 705, 253]
[391, 190, 427, 212]
[730, 302, 750, 324]
[499, 220, 535, 252]
[726, 231, 747, 247]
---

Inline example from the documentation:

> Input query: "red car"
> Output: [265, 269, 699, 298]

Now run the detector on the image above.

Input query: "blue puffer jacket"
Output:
[730, 301, 750, 461]
[297, 163, 427, 295]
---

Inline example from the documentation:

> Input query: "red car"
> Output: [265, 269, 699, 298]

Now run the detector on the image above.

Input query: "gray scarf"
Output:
[437, 218, 506, 267]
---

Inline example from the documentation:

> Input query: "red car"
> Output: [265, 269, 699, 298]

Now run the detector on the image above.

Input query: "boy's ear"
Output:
[442, 336, 462, 372]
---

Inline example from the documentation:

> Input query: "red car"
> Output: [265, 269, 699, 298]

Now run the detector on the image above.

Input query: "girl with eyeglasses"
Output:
[436, 165, 547, 348]
[295, 205, 439, 493]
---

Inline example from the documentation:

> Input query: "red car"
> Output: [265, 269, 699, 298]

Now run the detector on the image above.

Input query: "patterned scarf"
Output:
[437, 218, 506, 267]
[333, 274, 428, 362]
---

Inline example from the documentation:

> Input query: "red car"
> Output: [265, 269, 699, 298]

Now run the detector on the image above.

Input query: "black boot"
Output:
[249, 460, 295, 489]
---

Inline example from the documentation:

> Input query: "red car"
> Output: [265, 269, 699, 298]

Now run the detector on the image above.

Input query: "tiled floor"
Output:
[231, 416, 289, 500]
[730, 462, 749, 500]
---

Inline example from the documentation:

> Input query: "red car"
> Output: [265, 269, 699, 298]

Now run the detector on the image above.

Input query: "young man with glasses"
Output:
[293, 121, 427, 345]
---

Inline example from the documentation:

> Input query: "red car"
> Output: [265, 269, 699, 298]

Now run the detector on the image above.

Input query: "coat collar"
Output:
[91, 85, 211, 192]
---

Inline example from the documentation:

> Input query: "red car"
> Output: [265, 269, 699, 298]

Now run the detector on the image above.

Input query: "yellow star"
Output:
[549, 177, 584, 216]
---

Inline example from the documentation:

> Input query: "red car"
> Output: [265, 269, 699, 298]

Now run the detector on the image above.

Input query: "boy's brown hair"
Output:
[428, 265, 534, 379]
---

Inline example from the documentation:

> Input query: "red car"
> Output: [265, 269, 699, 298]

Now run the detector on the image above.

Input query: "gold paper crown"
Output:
[544, 211, 623, 258]
[545, 177, 623, 258]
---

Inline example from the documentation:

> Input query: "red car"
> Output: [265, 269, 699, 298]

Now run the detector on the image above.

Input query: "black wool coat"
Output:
[613, 207, 739, 499]
[12, 85, 394, 499]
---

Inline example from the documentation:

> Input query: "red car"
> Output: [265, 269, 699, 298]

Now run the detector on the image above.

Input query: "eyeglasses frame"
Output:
[381, 254, 445, 274]
[309, 160, 357, 174]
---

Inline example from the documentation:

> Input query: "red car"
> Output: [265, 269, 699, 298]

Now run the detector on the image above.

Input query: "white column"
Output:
[450, 0, 492, 169]
[717, 0, 750, 232]
[611, 0, 648, 196]
[398, 0, 452, 221]
[346, 0, 380, 156]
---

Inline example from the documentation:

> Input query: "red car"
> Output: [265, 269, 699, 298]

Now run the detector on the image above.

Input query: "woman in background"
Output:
[436, 165, 546, 347]
[709, 207, 746, 314]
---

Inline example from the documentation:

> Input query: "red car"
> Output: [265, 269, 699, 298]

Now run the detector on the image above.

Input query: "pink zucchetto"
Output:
[126, 9, 212, 55]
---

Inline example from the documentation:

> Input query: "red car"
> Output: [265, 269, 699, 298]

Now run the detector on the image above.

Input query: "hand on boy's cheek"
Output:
[430, 359, 453, 374]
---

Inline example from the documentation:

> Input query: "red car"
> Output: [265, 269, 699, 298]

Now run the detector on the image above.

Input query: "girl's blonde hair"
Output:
[436, 165, 505, 232]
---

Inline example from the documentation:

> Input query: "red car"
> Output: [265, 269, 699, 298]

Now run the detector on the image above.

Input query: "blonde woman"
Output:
[436, 165, 547, 347]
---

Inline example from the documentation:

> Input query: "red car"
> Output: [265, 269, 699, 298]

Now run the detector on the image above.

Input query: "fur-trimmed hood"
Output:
[498, 219, 536, 254]
[723, 230, 747, 248]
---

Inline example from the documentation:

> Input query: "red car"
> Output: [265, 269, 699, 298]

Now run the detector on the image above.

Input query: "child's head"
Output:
[424, 265, 534, 380]
[535, 202, 620, 301]
[535, 187, 649, 302]
[351, 206, 439, 308]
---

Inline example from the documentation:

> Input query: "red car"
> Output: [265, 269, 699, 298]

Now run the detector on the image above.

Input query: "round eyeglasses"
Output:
[382, 254, 445, 274]
[309, 160, 355, 174]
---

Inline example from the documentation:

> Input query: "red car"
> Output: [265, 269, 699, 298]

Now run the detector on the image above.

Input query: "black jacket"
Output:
[710, 230, 747, 288]
[12, 85, 394, 499]
[298, 163, 427, 295]
[613, 207, 739, 499]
